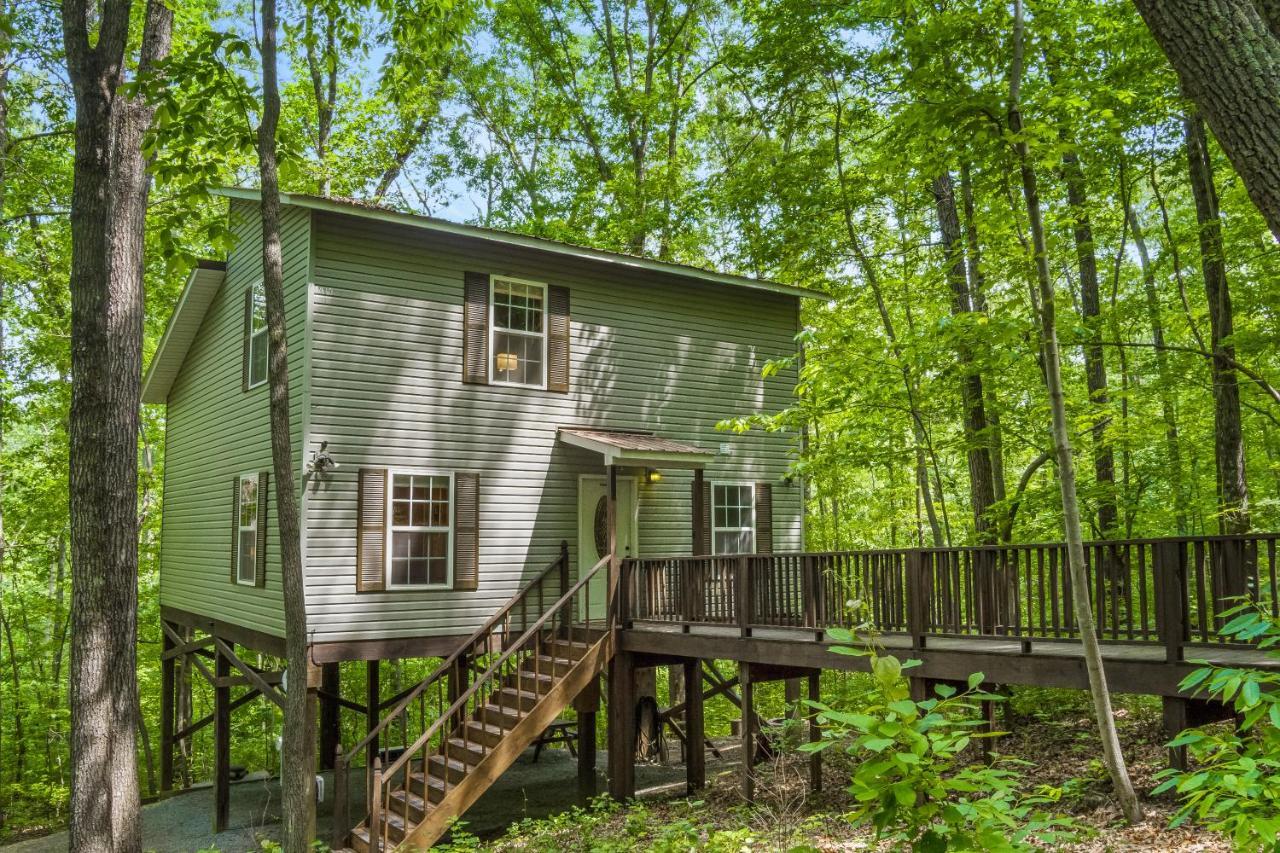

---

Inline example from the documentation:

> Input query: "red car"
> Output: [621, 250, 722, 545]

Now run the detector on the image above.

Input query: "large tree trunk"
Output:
[1184, 112, 1249, 535]
[256, 0, 315, 847]
[1132, 0, 1280, 241]
[1008, 0, 1141, 824]
[61, 2, 172, 850]
[1059, 149, 1118, 539]
[932, 171, 998, 543]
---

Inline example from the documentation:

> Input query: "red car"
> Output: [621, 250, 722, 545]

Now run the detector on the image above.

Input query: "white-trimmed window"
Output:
[247, 281, 268, 388]
[387, 470, 453, 588]
[489, 276, 547, 388]
[712, 483, 755, 555]
[236, 473, 259, 585]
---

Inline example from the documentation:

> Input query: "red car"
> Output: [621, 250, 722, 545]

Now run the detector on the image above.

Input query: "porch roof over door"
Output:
[557, 427, 715, 469]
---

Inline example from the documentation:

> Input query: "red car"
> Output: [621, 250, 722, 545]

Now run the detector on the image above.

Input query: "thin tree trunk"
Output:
[932, 171, 997, 543]
[1184, 111, 1249, 534]
[1008, 0, 1141, 823]
[1059, 147, 1118, 539]
[61, 2, 172, 850]
[1132, 0, 1280, 241]
[1129, 204, 1188, 534]
[257, 0, 315, 845]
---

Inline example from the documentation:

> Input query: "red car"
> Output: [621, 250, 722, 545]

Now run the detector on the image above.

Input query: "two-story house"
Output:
[144, 188, 818, 847]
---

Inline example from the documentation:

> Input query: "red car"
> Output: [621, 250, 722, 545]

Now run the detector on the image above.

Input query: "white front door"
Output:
[578, 476, 638, 620]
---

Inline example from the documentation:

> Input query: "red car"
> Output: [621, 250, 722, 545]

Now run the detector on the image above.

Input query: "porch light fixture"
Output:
[495, 352, 520, 373]
[645, 468, 662, 484]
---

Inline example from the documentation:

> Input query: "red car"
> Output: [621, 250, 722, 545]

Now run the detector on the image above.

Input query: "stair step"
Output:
[407, 769, 451, 803]
[427, 753, 470, 784]
[479, 701, 524, 730]
[387, 786, 429, 824]
[350, 826, 375, 853]
[461, 720, 506, 748]
[523, 654, 577, 677]
[546, 639, 592, 660]
[444, 736, 489, 764]
[496, 686, 541, 712]
[514, 669, 557, 694]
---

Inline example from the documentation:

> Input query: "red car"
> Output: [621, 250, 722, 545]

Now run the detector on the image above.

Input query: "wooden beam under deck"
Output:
[619, 625, 1280, 697]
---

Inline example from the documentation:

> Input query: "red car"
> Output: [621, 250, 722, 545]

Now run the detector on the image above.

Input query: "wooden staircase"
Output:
[335, 550, 613, 852]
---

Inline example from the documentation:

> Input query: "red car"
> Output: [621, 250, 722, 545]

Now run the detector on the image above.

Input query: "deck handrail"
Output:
[339, 543, 569, 769]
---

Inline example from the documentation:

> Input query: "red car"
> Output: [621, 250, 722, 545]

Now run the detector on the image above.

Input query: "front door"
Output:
[577, 476, 638, 620]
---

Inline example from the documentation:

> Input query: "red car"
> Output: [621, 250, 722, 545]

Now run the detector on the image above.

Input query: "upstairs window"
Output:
[245, 281, 268, 389]
[236, 473, 259, 585]
[711, 483, 756, 555]
[387, 471, 453, 588]
[489, 277, 546, 388]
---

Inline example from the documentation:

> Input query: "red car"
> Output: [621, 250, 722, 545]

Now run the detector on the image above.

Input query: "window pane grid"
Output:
[711, 484, 754, 556]
[237, 475, 258, 584]
[491, 278, 546, 387]
[389, 473, 451, 587]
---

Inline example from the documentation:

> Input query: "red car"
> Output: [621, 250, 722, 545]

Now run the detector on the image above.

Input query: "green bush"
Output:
[804, 627, 1076, 852]
[1153, 603, 1280, 849]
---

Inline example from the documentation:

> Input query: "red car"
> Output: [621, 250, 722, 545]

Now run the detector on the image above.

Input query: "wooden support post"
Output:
[365, 659, 380, 775]
[1163, 696, 1189, 770]
[607, 650, 636, 801]
[739, 661, 755, 804]
[607, 465, 620, 627]
[575, 673, 601, 804]
[736, 555, 753, 638]
[161, 627, 176, 792]
[214, 640, 231, 833]
[320, 662, 340, 771]
[1155, 541, 1188, 663]
[807, 670, 822, 792]
[685, 658, 705, 792]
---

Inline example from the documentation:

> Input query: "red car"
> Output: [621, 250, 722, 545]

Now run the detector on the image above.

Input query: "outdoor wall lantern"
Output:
[307, 440, 339, 475]
[645, 468, 662, 484]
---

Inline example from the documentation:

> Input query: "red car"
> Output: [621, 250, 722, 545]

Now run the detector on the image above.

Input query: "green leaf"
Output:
[967, 672, 985, 690]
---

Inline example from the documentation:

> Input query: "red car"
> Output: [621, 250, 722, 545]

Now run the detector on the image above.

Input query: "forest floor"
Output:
[454, 689, 1227, 852]
[0, 690, 1226, 851]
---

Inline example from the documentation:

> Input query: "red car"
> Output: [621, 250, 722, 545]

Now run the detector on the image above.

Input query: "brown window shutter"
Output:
[454, 472, 480, 591]
[755, 482, 774, 554]
[231, 477, 241, 583]
[241, 287, 253, 392]
[462, 272, 489, 384]
[693, 479, 711, 555]
[547, 285, 570, 393]
[356, 468, 387, 592]
[255, 471, 270, 587]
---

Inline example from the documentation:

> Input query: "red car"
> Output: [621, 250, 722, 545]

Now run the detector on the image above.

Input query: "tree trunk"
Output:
[1060, 148, 1118, 539]
[1132, 0, 1280, 241]
[1129, 205, 1188, 534]
[61, 2, 172, 850]
[932, 171, 997, 543]
[1184, 112, 1249, 535]
[1008, 0, 1141, 824]
[256, 0, 315, 846]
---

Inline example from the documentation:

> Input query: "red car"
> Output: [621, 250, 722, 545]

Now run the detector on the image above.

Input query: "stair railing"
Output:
[367, 553, 610, 852]
[333, 541, 573, 849]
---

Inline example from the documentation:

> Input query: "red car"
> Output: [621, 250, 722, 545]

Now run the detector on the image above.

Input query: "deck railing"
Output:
[623, 534, 1280, 655]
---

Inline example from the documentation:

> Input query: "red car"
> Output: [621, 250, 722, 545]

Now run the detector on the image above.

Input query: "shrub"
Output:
[1153, 603, 1280, 849]
[804, 627, 1076, 852]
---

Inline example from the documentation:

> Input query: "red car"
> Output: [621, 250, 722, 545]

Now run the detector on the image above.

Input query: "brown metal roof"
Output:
[558, 428, 716, 469]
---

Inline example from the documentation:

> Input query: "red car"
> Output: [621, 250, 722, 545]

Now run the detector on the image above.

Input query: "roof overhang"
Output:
[558, 427, 716, 470]
[211, 187, 825, 301]
[142, 261, 227, 404]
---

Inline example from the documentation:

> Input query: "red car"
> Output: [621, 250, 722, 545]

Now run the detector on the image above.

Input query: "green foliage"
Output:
[1153, 603, 1280, 849]
[809, 630, 1076, 851]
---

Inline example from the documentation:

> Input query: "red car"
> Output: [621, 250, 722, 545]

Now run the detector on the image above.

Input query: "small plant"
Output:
[804, 627, 1076, 852]
[1153, 602, 1280, 849]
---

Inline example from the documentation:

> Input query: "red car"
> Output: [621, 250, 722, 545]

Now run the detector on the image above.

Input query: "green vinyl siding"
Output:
[158, 201, 312, 638]
[302, 213, 801, 642]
